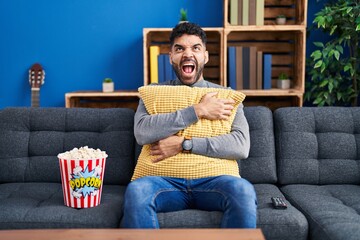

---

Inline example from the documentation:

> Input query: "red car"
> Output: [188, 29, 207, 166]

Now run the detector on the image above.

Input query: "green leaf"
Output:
[356, 24, 360, 31]
[335, 45, 343, 54]
[313, 42, 324, 48]
[329, 82, 334, 93]
[334, 50, 340, 61]
[337, 92, 342, 101]
[356, 17, 360, 24]
[350, 68, 355, 76]
[314, 60, 323, 69]
[311, 50, 322, 61]
[344, 64, 351, 72]
[346, 7, 353, 14]
[320, 62, 326, 73]
[330, 25, 337, 35]
[313, 97, 322, 105]
[319, 80, 328, 87]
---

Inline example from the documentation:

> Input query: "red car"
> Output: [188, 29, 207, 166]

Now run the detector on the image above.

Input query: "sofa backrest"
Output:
[274, 107, 360, 185]
[0, 107, 136, 185]
[241, 106, 277, 184]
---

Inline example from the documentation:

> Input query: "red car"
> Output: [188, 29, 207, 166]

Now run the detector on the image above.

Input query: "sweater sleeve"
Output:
[191, 104, 250, 160]
[134, 99, 198, 145]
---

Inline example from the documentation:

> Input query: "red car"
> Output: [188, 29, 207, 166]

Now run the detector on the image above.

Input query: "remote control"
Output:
[271, 197, 287, 209]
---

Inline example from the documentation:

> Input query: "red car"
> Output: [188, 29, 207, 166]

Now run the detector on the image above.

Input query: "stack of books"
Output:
[228, 46, 272, 90]
[229, 0, 264, 26]
[149, 46, 176, 84]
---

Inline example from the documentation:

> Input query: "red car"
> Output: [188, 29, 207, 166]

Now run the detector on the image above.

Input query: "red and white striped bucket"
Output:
[58, 158, 106, 208]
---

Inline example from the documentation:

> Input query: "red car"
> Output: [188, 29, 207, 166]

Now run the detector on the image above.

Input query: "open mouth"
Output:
[182, 62, 195, 74]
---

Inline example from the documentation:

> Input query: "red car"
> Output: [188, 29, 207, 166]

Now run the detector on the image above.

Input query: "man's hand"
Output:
[150, 135, 184, 163]
[194, 92, 235, 120]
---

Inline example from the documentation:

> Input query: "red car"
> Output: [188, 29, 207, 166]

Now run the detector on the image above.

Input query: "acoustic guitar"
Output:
[28, 63, 45, 107]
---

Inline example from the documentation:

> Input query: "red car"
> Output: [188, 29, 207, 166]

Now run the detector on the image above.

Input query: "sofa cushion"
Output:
[0, 183, 125, 229]
[241, 106, 277, 183]
[274, 107, 360, 185]
[158, 184, 308, 240]
[0, 108, 136, 185]
[132, 85, 245, 180]
[281, 184, 360, 240]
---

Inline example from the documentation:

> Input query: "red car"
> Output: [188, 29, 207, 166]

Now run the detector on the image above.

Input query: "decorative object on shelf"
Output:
[179, 8, 188, 23]
[275, 15, 286, 25]
[28, 63, 45, 107]
[305, 0, 360, 107]
[102, 78, 114, 92]
[277, 73, 290, 89]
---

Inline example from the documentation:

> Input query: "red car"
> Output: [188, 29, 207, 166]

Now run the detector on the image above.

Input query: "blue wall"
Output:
[0, 0, 325, 108]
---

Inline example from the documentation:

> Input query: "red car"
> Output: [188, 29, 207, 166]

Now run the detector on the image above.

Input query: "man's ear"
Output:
[204, 51, 209, 64]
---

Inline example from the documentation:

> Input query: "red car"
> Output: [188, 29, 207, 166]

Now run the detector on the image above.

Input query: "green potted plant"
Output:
[277, 72, 290, 89]
[305, 0, 360, 106]
[276, 14, 286, 25]
[179, 8, 188, 23]
[102, 78, 114, 92]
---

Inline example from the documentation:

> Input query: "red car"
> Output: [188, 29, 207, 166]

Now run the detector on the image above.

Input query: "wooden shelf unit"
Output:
[224, 0, 307, 28]
[141, 0, 307, 110]
[65, 91, 140, 110]
[143, 28, 224, 86]
[223, 0, 307, 109]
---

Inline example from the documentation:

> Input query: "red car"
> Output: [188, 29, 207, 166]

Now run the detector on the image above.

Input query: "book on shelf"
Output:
[157, 54, 165, 83]
[256, 0, 264, 25]
[242, 0, 249, 26]
[256, 51, 263, 89]
[228, 46, 266, 90]
[230, 0, 238, 25]
[249, 46, 257, 89]
[149, 45, 160, 84]
[157, 54, 176, 83]
[263, 54, 272, 89]
[249, 0, 256, 25]
[235, 46, 243, 90]
[237, 0, 243, 25]
[163, 54, 176, 81]
[242, 47, 250, 89]
[228, 46, 237, 90]
[228, 0, 264, 26]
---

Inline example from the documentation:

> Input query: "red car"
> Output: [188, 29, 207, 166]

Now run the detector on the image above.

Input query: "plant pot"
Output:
[276, 17, 286, 25]
[102, 82, 114, 92]
[277, 79, 291, 89]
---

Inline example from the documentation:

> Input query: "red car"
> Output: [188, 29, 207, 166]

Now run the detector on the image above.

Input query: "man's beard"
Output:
[171, 60, 205, 85]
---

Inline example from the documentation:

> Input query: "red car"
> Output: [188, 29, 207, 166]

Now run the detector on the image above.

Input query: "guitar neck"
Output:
[31, 88, 40, 107]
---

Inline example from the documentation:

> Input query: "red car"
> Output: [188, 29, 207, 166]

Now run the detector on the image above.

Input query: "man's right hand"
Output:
[194, 92, 235, 120]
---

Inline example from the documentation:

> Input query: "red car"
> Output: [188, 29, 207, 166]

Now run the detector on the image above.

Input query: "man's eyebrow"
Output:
[173, 43, 203, 48]
[173, 44, 184, 48]
[193, 43, 203, 48]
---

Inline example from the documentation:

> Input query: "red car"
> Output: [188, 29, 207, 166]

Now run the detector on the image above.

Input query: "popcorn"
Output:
[57, 146, 108, 160]
[58, 146, 108, 208]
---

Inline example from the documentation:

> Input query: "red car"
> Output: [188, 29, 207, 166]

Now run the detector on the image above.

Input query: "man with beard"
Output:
[122, 22, 257, 228]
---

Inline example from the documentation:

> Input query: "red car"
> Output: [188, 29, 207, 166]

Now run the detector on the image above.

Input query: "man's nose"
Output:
[183, 47, 193, 57]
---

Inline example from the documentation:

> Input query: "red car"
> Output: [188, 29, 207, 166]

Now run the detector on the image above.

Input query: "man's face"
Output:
[169, 34, 209, 86]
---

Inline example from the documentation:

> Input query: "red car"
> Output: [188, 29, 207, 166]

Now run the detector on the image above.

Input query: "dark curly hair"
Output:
[170, 22, 207, 47]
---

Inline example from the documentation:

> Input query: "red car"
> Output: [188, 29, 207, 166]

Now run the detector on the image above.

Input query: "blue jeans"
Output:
[121, 175, 257, 228]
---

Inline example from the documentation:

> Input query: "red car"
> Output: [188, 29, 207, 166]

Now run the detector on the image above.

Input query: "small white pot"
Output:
[102, 82, 114, 92]
[277, 79, 291, 89]
[276, 17, 286, 25]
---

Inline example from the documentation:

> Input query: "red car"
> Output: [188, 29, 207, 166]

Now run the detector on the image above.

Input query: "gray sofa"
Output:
[0, 107, 358, 240]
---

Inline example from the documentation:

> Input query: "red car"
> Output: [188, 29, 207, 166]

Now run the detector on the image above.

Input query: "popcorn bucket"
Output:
[58, 158, 106, 208]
